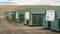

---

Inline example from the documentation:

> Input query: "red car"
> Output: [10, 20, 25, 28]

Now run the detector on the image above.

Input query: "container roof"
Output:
[17, 10, 25, 14]
[30, 8, 46, 14]
[56, 10, 60, 19]
[10, 11, 16, 14]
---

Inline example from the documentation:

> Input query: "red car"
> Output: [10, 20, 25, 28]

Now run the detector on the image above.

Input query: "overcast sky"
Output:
[0, 0, 60, 6]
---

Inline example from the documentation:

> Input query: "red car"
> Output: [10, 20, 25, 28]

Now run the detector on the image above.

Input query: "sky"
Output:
[0, 0, 60, 6]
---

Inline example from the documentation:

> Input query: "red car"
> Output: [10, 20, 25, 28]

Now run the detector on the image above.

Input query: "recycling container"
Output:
[16, 10, 25, 23]
[50, 10, 60, 31]
[5, 11, 10, 20]
[24, 8, 45, 25]
[43, 10, 55, 28]
[8, 11, 16, 22]
[4, 12, 8, 20]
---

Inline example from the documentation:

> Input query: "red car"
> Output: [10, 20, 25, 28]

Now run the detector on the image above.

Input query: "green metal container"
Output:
[5, 11, 10, 20]
[16, 10, 25, 23]
[24, 8, 45, 25]
[8, 11, 16, 22]
[4, 12, 8, 20]
[43, 10, 55, 28]
[50, 10, 60, 31]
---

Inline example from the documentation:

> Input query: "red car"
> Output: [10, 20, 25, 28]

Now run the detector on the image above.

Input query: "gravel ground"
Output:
[0, 19, 60, 34]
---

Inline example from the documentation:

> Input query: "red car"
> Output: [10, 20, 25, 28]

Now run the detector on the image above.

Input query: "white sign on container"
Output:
[16, 13, 18, 19]
[10, 12, 11, 18]
[7, 13, 9, 17]
[46, 10, 55, 21]
[25, 12, 30, 20]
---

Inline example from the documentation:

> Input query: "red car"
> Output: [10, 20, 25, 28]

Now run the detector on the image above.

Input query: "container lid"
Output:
[17, 10, 25, 14]
[56, 10, 60, 19]
[8, 11, 16, 14]
[30, 8, 46, 14]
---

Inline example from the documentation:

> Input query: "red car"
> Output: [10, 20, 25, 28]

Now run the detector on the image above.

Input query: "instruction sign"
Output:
[10, 12, 11, 18]
[25, 12, 30, 20]
[7, 13, 9, 17]
[46, 10, 55, 21]
[16, 13, 18, 19]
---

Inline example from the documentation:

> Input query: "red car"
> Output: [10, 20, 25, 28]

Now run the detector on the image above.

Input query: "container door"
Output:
[12, 14, 16, 21]
[19, 14, 24, 22]
[32, 14, 43, 25]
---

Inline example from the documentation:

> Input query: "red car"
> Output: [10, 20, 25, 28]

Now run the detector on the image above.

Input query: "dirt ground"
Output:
[0, 19, 60, 34]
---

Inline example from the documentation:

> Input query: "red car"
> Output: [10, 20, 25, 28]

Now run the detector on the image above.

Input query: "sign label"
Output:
[10, 12, 11, 18]
[25, 12, 30, 20]
[46, 10, 55, 21]
[16, 13, 18, 19]
[7, 13, 9, 17]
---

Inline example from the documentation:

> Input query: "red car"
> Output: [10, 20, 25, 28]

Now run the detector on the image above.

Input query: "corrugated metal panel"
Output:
[43, 15, 48, 28]
[32, 14, 43, 25]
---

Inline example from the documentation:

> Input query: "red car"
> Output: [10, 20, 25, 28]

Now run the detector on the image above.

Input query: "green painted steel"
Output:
[32, 14, 43, 25]
[43, 15, 50, 28]
[50, 10, 60, 31]
[16, 10, 25, 23]
[43, 14, 51, 28]
[24, 8, 46, 25]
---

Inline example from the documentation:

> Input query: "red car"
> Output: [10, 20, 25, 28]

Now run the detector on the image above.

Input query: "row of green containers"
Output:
[5, 8, 60, 31]
[5, 8, 46, 26]
[15, 8, 45, 26]
[5, 10, 25, 23]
